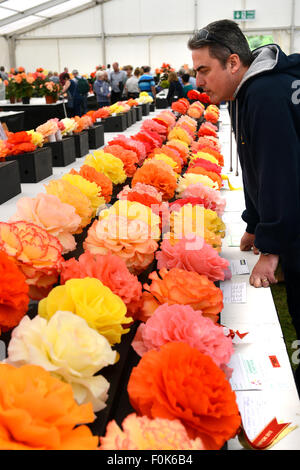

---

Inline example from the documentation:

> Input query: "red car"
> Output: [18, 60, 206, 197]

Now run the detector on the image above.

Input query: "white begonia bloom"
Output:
[5, 311, 117, 412]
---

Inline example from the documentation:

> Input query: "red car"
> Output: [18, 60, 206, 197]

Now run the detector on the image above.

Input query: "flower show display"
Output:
[0, 90, 250, 451]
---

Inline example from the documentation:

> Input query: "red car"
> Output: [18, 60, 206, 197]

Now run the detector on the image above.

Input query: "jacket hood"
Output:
[234, 44, 300, 98]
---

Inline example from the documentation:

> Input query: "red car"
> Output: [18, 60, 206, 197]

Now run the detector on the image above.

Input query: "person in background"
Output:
[0, 66, 8, 81]
[93, 70, 111, 107]
[49, 71, 60, 84]
[72, 69, 90, 115]
[138, 66, 156, 99]
[188, 19, 300, 394]
[188, 69, 197, 89]
[166, 71, 184, 104]
[110, 62, 127, 104]
[60, 72, 76, 116]
[182, 73, 193, 97]
[124, 67, 141, 99]
[105, 64, 111, 80]
[59, 67, 69, 86]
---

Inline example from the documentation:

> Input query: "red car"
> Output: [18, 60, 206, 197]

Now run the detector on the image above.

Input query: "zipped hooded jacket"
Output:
[231, 44, 300, 256]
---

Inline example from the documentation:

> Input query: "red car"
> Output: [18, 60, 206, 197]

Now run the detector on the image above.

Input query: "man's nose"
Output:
[196, 74, 205, 88]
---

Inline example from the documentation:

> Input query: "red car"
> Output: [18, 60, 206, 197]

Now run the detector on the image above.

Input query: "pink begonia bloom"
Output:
[141, 119, 168, 138]
[100, 413, 205, 450]
[83, 215, 158, 274]
[156, 235, 230, 281]
[117, 183, 163, 203]
[36, 120, 58, 138]
[107, 134, 147, 164]
[60, 251, 142, 316]
[9, 193, 81, 254]
[132, 303, 234, 371]
[180, 182, 226, 217]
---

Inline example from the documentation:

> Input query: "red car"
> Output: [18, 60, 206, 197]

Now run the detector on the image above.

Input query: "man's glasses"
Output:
[196, 29, 234, 54]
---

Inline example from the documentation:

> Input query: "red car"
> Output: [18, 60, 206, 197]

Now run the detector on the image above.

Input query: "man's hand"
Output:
[249, 254, 279, 288]
[240, 232, 259, 254]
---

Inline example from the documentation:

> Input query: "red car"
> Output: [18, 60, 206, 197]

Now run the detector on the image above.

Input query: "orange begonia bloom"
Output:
[187, 166, 223, 189]
[127, 342, 241, 450]
[70, 165, 112, 203]
[142, 267, 223, 322]
[132, 161, 177, 201]
[0, 364, 99, 450]
[0, 250, 29, 333]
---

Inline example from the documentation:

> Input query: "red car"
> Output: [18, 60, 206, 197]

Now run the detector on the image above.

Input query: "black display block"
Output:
[124, 111, 132, 128]
[150, 102, 156, 112]
[45, 137, 76, 167]
[6, 146, 53, 183]
[73, 131, 89, 158]
[141, 103, 150, 116]
[103, 114, 127, 132]
[135, 106, 143, 121]
[88, 124, 104, 149]
[0, 160, 21, 204]
[130, 107, 137, 124]
[156, 98, 168, 109]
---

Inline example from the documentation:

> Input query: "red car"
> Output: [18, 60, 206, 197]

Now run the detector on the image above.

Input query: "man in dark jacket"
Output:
[188, 20, 300, 386]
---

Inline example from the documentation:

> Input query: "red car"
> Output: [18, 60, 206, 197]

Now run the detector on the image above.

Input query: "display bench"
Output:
[0, 111, 25, 133]
[1, 107, 299, 449]
[0, 98, 66, 130]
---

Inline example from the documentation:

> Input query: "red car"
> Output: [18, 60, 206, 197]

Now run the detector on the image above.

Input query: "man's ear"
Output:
[228, 54, 241, 74]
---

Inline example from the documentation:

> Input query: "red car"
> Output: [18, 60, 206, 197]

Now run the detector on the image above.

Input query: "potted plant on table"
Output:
[42, 81, 61, 104]
[4, 77, 17, 103]
[13, 73, 35, 104]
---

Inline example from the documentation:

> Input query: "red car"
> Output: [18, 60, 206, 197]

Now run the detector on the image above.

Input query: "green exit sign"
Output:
[234, 10, 256, 20]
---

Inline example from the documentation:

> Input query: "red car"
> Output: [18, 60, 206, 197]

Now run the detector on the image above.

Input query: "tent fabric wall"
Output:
[1, 0, 300, 72]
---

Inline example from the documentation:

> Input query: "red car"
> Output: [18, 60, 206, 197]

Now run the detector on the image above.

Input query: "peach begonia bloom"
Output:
[36, 120, 58, 138]
[0, 364, 98, 450]
[98, 200, 161, 240]
[38, 277, 132, 346]
[61, 173, 105, 217]
[10, 193, 81, 254]
[44, 179, 93, 232]
[100, 414, 205, 450]
[5, 311, 116, 412]
[0, 221, 63, 300]
[83, 215, 158, 275]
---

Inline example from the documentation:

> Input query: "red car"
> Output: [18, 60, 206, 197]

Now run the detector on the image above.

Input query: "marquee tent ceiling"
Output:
[0, 0, 110, 36]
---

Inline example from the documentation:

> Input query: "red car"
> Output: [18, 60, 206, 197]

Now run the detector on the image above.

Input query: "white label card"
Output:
[230, 259, 250, 275]
[220, 281, 247, 303]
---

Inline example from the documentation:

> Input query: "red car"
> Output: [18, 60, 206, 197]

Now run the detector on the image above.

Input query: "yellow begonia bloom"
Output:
[27, 130, 44, 147]
[84, 150, 127, 184]
[176, 173, 218, 195]
[170, 204, 226, 240]
[190, 151, 219, 165]
[38, 277, 132, 345]
[168, 127, 192, 146]
[98, 200, 161, 240]
[45, 179, 93, 232]
[61, 173, 105, 217]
